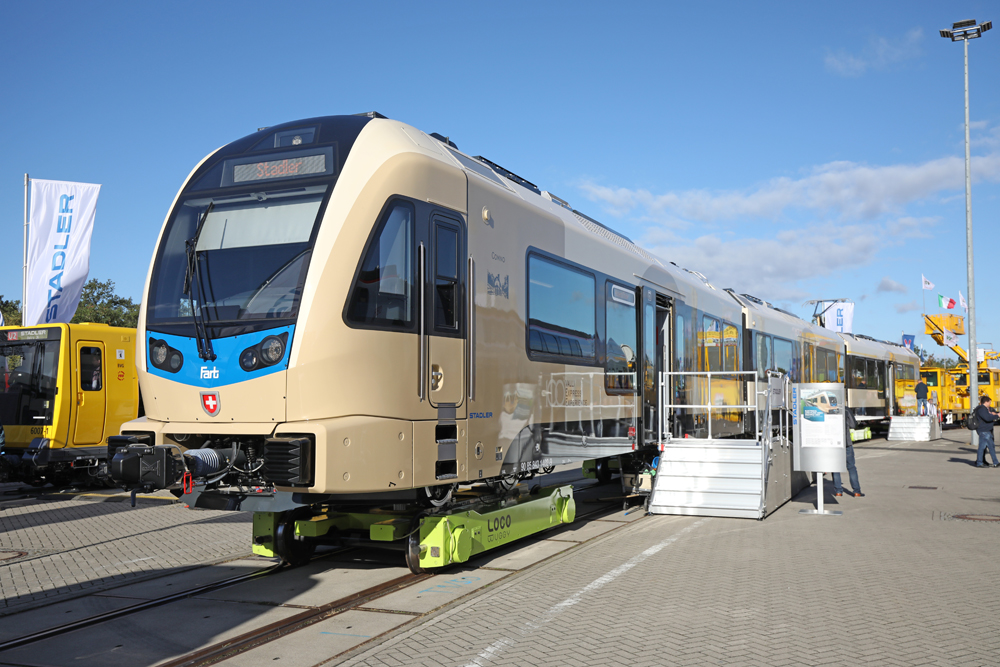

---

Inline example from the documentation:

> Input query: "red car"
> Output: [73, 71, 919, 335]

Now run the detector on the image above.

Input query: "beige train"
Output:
[108, 113, 918, 517]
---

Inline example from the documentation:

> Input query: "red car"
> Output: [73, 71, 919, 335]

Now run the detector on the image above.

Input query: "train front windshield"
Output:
[0, 340, 60, 426]
[147, 185, 328, 332]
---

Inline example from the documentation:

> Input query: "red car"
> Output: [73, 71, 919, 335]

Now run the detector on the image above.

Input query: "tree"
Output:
[70, 279, 140, 328]
[0, 295, 21, 326]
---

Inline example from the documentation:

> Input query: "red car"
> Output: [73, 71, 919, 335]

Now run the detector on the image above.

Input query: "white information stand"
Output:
[792, 383, 848, 517]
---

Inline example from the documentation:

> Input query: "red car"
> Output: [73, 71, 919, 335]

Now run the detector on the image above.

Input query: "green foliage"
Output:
[923, 353, 959, 369]
[0, 295, 21, 326]
[70, 279, 140, 328]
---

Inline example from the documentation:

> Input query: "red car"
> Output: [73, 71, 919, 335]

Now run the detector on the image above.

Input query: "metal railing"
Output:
[658, 370, 761, 442]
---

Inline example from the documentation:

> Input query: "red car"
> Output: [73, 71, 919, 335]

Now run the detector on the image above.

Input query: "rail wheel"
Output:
[274, 510, 315, 567]
[419, 483, 455, 508]
[405, 513, 428, 574]
[595, 458, 614, 484]
[487, 472, 518, 495]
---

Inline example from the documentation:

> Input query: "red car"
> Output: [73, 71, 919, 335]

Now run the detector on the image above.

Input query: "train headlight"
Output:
[261, 336, 284, 364]
[152, 342, 168, 366]
[240, 347, 259, 371]
[168, 351, 183, 371]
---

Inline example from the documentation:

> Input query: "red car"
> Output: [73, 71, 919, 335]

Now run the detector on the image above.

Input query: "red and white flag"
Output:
[938, 294, 956, 310]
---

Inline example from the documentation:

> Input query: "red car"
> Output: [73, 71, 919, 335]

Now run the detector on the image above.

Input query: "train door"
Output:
[639, 287, 670, 446]
[73, 341, 106, 445]
[423, 213, 466, 407]
[886, 362, 896, 415]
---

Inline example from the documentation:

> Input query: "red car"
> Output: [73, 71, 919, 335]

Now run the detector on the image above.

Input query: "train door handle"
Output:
[77, 391, 84, 406]
[431, 366, 443, 391]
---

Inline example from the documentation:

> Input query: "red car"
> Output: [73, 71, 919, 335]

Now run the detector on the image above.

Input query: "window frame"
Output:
[605, 280, 638, 394]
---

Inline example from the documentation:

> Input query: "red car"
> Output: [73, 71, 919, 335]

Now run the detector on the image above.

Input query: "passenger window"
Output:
[675, 313, 688, 371]
[773, 338, 793, 377]
[346, 202, 414, 330]
[803, 344, 813, 382]
[606, 283, 637, 391]
[527, 255, 596, 361]
[434, 223, 460, 331]
[80, 347, 102, 392]
[723, 323, 740, 372]
[701, 316, 722, 373]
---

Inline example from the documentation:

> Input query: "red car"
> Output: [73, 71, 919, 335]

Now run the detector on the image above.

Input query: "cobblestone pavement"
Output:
[0, 490, 252, 612]
[334, 429, 1000, 667]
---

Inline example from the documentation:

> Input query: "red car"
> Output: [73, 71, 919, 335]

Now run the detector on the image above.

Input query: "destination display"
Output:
[4, 329, 51, 341]
[232, 153, 327, 183]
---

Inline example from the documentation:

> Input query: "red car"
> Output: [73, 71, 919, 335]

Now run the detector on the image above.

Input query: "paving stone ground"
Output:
[334, 428, 1000, 667]
[0, 490, 252, 612]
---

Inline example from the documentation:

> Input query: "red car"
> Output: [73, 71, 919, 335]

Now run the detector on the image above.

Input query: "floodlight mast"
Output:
[940, 19, 991, 428]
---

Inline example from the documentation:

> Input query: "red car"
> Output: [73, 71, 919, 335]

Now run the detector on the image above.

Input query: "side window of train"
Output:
[702, 316, 722, 373]
[803, 343, 814, 382]
[345, 201, 415, 330]
[756, 334, 771, 380]
[773, 338, 793, 378]
[80, 347, 102, 391]
[867, 359, 883, 392]
[605, 283, 637, 392]
[526, 254, 596, 362]
[433, 222, 460, 332]
[849, 356, 867, 388]
[723, 322, 740, 372]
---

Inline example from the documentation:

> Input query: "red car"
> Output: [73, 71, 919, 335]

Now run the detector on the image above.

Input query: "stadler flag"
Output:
[938, 294, 956, 310]
[25, 179, 101, 325]
[959, 290, 968, 312]
[922, 275, 935, 290]
[823, 301, 855, 334]
[944, 328, 958, 347]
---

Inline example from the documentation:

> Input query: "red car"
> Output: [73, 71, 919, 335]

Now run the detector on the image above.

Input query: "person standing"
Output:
[833, 407, 863, 497]
[974, 395, 1000, 468]
[915, 378, 929, 416]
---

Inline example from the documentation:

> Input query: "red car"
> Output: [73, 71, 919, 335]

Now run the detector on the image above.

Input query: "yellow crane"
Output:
[923, 314, 1000, 418]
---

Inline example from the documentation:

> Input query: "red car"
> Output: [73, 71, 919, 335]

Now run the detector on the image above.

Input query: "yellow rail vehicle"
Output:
[946, 366, 1000, 419]
[0, 323, 141, 485]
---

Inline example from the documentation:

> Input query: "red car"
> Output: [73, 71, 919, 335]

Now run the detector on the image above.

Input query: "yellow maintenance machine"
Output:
[922, 314, 1000, 420]
[0, 323, 140, 486]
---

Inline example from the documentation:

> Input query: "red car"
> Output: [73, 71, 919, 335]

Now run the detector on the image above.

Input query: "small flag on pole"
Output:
[922, 275, 935, 290]
[0, 310, 4, 326]
[938, 294, 956, 309]
[959, 290, 968, 312]
[944, 328, 958, 346]
[902, 334, 915, 350]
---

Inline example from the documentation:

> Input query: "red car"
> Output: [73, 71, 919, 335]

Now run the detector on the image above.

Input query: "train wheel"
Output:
[405, 513, 427, 574]
[595, 458, 613, 484]
[274, 510, 315, 567]
[419, 484, 455, 508]
[487, 473, 518, 495]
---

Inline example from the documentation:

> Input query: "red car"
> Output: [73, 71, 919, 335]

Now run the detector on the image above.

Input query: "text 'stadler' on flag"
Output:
[25, 179, 101, 326]
[938, 294, 956, 310]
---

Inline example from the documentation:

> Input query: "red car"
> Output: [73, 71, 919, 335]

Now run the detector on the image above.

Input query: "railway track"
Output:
[0, 475, 635, 666]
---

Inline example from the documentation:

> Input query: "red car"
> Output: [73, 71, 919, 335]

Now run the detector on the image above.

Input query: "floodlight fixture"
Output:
[940, 19, 992, 40]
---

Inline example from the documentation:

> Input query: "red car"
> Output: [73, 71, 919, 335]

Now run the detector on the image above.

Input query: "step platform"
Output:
[887, 415, 941, 442]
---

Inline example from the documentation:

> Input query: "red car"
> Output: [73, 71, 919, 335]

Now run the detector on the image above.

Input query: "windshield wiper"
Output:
[184, 202, 217, 361]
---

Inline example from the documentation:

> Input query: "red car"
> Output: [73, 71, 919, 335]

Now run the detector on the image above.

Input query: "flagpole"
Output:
[22, 173, 29, 324]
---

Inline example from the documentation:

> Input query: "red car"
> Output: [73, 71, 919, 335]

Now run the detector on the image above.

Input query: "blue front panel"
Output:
[146, 325, 294, 388]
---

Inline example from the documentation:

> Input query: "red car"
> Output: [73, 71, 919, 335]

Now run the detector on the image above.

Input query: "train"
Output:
[0, 323, 141, 485]
[106, 113, 920, 563]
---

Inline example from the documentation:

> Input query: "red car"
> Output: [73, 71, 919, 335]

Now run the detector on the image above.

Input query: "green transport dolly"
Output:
[252, 484, 576, 573]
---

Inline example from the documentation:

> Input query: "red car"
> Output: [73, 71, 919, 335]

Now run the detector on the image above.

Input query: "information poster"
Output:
[792, 383, 847, 473]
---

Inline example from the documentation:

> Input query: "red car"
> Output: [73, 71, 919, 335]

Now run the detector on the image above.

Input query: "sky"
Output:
[2, 1, 998, 360]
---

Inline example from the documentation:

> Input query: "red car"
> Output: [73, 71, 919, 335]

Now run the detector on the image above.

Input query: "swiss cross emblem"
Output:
[200, 391, 221, 417]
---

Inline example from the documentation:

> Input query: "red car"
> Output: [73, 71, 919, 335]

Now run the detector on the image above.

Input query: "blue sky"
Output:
[2, 1, 998, 360]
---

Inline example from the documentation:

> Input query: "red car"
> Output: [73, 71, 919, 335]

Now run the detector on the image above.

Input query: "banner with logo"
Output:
[25, 179, 101, 325]
[902, 334, 915, 351]
[822, 301, 854, 334]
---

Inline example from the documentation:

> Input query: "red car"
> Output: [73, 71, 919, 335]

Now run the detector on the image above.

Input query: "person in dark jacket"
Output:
[915, 379, 929, 416]
[974, 395, 1000, 468]
[833, 408, 863, 497]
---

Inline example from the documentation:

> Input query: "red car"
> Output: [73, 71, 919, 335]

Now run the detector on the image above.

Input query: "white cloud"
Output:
[894, 300, 920, 314]
[825, 28, 923, 77]
[642, 222, 882, 303]
[579, 154, 1000, 224]
[877, 277, 907, 294]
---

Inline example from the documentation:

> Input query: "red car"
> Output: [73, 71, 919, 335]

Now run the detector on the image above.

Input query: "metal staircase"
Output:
[648, 371, 792, 519]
